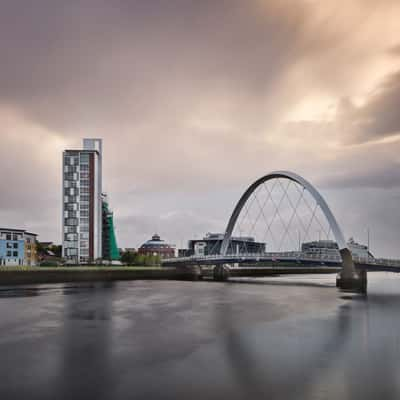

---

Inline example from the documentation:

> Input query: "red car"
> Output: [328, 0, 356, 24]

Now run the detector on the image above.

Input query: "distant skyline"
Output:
[0, 1, 400, 257]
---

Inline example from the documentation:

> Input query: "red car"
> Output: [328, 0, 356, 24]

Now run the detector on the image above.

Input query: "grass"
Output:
[0, 265, 163, 272]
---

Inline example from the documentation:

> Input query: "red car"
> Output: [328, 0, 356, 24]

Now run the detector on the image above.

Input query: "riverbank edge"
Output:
[0, 267, 201, 286]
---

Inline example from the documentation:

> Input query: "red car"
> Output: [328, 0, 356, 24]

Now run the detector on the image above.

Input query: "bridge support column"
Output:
[178, 265, 202, 281]
[213, 265, 231, 281]
[336, 249, 367, 293]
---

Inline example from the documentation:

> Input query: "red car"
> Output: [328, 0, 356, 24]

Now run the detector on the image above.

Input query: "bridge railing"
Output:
[163, 252, 343, 263]
[354, 256, 400, 267]
[163, 253, 400, 268]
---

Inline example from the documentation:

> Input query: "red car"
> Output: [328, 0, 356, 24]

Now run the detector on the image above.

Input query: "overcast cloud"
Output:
[0, 0, 400, 257]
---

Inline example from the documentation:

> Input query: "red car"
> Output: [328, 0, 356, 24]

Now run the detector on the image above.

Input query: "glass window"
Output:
[64, 165, 78, 173]
[13, 234, 18, 240]
[13, 243, 18, 249]
[64, 173, 74, 180]
[80, 154, 90, 163]
[70, 188, 75, 196]
[66, 203, 77, 211]
[7, 243, 12, 249]
[13, 251, 18, 257]
[69, 156, 79, 165]
[7, 251, 12, 257]
[65, 233, 78, 241]
[6, 234, 11, 240]
[66, 248, 78, 256]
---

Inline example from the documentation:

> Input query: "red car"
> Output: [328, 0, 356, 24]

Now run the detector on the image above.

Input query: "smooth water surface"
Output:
[1, 272, 400, 400]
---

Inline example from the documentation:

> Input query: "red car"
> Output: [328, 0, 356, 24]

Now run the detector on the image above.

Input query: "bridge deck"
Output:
[162, 253, 400, 273]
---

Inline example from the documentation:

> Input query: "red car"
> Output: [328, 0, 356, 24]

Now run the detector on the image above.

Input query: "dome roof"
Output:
[140, 234, 174, 249]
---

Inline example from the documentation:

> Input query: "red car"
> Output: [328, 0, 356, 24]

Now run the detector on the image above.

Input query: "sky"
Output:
[0, 0, 400, 257]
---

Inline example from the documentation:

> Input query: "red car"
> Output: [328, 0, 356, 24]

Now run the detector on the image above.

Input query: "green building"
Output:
[102, 196, 120, 262]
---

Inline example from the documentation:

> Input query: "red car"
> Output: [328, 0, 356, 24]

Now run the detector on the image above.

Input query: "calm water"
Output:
[1, 273, 400, 400]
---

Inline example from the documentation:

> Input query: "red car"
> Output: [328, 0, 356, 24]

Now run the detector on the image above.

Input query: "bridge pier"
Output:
[336, 271, 367, 293]
[213, 265, 231, 281]
[177, 265, 203, 281]
[336, 249, 367, 293]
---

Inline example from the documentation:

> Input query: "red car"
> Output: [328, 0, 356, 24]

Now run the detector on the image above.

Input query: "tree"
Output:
[120, 251, 136, 265]
[50, 245, 62, 258]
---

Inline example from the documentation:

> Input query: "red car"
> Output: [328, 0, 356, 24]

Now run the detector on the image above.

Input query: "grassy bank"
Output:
[0, 265, 201, 286]
[0, 266, 161, 272]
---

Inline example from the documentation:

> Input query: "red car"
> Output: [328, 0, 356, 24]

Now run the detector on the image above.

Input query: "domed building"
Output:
[138, 234, 175, 259]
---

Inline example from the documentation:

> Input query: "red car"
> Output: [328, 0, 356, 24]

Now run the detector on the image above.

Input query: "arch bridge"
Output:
[164, 171, 400, 292]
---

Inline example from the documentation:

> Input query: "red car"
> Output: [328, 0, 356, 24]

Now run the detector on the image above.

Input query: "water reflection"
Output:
[58, 282, 116, 400]
[215, 277, 400, 400]
[0, 274, 400, 399]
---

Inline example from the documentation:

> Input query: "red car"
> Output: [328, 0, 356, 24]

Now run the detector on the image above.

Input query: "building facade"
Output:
[0, 228, 38, 266]
[62, 138, 103, 264]
[347, 237, 372, 259]
[301, 240, 340, 259]
[188, 233, 266, 256]
[301, 239, 373, 259]
[138, 234, 175, 259]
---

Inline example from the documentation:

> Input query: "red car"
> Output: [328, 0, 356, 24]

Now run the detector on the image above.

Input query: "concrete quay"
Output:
[0, 266, 202, 286]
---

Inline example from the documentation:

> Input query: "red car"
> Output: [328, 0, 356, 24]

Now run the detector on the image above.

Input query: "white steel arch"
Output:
[220, 171, 347, 255]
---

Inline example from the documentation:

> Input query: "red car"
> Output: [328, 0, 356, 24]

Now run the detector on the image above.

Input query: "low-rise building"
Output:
[138, 234, 175, 259]
[301, 238, 373, 260]
[0, 228, 38, 266]
[188, 233, 266, 256]
[301, 240, 339, 258]
[347, 237, 372, 259]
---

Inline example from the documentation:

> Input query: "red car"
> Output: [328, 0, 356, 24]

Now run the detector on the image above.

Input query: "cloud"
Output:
[339, 71, 400, 142]
[389, 44, 400, 55]
[1, 0, 397, 136]
[321, 162, 400, 190]
[0, 0, 400, 255]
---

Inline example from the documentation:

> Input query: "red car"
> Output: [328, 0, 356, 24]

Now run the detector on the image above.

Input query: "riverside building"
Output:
[301, 239, 373, 260]
[188, 233, 266, 256]
[62, 139, 103, 264]
[0, 228, 38, 266]
[138, 234, 175, 259]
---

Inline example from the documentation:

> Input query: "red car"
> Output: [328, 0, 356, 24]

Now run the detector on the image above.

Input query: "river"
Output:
[1, 272, 400, 399]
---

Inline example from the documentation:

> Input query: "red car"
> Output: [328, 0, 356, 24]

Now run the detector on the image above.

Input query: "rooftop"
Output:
[140, 234, 175, 249]
[0, 228, 38, 236]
